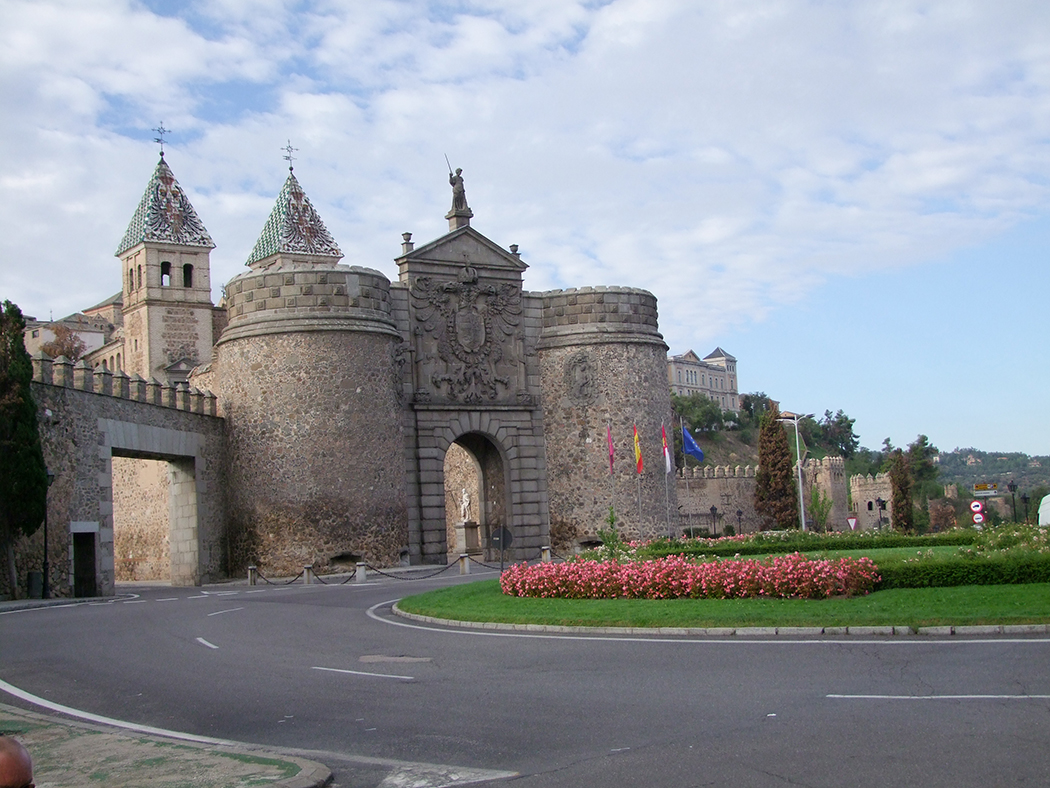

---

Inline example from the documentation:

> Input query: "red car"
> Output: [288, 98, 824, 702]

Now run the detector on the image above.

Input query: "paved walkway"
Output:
[0, 702, 330, 788]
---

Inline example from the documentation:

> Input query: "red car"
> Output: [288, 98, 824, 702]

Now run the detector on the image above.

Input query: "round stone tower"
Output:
[203, 170, 407, 575]
[538, 286, 676, 545]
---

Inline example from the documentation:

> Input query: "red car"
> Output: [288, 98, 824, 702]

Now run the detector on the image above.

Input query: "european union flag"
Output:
[682, 425, 705, 462]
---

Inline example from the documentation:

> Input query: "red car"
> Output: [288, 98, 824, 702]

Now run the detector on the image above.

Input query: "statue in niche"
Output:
[461, 488, 471, 522]
[449, 168, 469, 213]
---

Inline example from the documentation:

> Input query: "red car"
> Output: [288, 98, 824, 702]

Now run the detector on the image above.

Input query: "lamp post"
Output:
[710, 505, 718, 537]
[1021, 493, 1030, 524]
[875, 497, 886, 530]
[42, 468, 55, 599]
[1007, 480, 1018, 523]
[777, 411, 813, 531]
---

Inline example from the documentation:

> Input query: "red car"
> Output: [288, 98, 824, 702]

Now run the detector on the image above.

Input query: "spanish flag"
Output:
[633, 424, 643, 473]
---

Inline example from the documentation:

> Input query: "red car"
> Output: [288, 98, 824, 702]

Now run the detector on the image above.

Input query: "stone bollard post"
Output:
[303, 565, 313, 584]
[541, 546, 551, 563]
[355, 562, 367, 583]
[248, 566, 257, 585]
[459, 554, 469, 575]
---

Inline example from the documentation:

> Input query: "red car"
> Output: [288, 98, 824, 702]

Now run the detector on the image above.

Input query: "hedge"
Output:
[877, 553, 1050, 589]
[639, 530, 977, 560]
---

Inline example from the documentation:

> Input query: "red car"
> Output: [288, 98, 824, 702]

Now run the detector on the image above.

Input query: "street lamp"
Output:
[1007, 480, 1018, 523]
[710, 505, 718, 537]
[875, 497, 886, 530]
[1021, 493, 1030, 524]
[777, 411, 814, 531]
[42, 468, 55, 599]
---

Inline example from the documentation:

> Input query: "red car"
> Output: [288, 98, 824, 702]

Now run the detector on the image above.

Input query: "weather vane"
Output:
[153, 122, 170, 156]
[282, 140, 298, 171]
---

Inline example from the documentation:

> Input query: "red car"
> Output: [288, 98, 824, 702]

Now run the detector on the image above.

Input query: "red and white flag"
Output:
[662, 424, 672, 474]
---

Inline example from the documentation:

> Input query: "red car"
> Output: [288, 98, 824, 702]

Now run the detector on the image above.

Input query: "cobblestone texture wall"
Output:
[538, 287, 676, 547]
[676, 466, 761, 535]
[850, 472, 893, 530]
[212, 328, 408, 576]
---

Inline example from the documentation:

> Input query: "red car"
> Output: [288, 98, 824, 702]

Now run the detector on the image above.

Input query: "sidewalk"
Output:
[0, 702, 331, 788]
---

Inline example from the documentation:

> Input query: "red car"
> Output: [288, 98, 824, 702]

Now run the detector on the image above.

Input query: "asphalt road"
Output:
[3, 571, 1050, 787]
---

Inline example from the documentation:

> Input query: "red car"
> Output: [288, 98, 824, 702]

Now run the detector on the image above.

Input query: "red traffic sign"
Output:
[970, 500, 984, 513]
[972, 512, 985, 524]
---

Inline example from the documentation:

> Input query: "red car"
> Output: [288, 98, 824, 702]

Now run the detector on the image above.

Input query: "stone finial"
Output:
[73, 359, 94, 392]
[130, 374, 148, 402]
[114, 370, 130, 399]
[401, 232, 414, 254]
[32, 351, 53, 384]
[52, 355, 74, 388]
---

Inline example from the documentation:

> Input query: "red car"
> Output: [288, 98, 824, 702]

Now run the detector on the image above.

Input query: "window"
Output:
[183, 263, 193, 288]
[137, 265, 142, 289]
[32, 329, 39, 338]
[867, 501, 874, 511]
[161, 261, 171, 287]
[129, 268, 135, 291]
[116, 353, 121, 370]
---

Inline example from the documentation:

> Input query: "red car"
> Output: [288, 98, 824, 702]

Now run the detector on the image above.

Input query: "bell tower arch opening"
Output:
[443, 432, 508, 562]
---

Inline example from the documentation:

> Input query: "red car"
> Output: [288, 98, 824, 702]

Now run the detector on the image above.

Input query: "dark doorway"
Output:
[73, 532, 97, 597]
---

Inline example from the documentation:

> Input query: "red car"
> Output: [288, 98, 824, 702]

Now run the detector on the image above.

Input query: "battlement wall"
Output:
[31, 353, 219, 417]
[538, 287, 664, 349]
[849, 472, 893, 530]
[676, 468, 760, 534]
[220, 265, 399, 342]
[678, 464, 757, 479]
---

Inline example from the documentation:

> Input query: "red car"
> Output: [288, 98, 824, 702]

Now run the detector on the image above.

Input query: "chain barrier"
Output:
[466, 554, 506, 570]
[363, 562, 460, 581]
[254, 569, 304, 586]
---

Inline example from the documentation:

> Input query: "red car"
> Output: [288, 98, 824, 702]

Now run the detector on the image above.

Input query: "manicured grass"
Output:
[397, 579, 1050, 629]
[787, 546, 962, 563]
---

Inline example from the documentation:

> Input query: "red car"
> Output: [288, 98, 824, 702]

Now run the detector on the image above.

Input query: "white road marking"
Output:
[196, 638, 219, 649]
[828, 694, 1050, 700]
[157, 597, 179, 602]
[123, 600, 146, 604]
[245, 589, 266, 594]
[187, 595, 209, 599]
[207, 607, 244, 617]
[312, 666, 414, 681]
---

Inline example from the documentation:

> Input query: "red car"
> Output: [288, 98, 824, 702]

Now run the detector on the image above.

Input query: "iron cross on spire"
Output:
[152, 122, 171, 156]
[282, 140, 298, 171]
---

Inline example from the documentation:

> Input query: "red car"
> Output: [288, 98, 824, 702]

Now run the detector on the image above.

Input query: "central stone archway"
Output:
[444, 433, 508, 561]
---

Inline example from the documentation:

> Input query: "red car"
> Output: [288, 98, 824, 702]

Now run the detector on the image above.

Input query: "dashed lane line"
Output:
[207, 607, 244, 617]
[196, 638, 219, 649]
[312, 666, 414, 681]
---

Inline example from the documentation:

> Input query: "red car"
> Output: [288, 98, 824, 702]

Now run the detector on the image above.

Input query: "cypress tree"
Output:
[889, 449, 913, 532]
[0, 301, 48, 599]
[755, 403, 798, 530]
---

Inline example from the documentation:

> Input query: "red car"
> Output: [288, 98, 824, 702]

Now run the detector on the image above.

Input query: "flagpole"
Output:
[663, 423, 671, 538]
[681, 415, 690, 532]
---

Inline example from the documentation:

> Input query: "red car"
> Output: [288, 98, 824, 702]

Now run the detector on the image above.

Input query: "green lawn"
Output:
[397, 579, 1050, 629]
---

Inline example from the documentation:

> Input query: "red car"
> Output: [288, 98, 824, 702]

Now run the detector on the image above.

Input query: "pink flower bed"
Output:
[500, 553, 880, 600]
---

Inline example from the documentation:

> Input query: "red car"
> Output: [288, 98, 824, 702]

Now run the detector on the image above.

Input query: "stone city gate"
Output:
[22, 357, 225, 597]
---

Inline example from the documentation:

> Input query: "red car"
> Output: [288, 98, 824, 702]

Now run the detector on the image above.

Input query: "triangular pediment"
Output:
[164, 358, 197, 373]
[674, 350, 702, 363]
[398, 226, 527, 277]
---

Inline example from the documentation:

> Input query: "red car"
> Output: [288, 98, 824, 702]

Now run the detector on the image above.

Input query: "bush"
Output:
[878, 553, 1050, 589]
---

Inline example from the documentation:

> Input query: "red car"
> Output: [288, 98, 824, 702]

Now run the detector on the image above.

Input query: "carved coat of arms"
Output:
[411, 266, 522, 403]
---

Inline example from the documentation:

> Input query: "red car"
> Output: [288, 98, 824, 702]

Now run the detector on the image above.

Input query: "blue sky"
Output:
[1, 0, 1048, 455]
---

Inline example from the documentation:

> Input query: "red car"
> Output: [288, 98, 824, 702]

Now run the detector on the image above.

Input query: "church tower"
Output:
[116, 153, 216, 384]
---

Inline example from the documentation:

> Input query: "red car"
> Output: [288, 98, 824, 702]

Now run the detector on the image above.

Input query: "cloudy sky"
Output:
[2, 0, 1048, 456]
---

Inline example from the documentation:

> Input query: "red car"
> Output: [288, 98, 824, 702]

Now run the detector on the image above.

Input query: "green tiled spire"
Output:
[245, 171, 342, 266]
[116, 155, 214, 256]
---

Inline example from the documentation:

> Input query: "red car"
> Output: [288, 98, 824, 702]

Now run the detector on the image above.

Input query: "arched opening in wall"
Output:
[443, 433, 507, 562]
[112, 457, 171, 583]
[161, 261, 171, 287]
[182, 263, 193, 288]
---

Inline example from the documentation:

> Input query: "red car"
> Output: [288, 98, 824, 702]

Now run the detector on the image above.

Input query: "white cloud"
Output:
[2, 0, 1050, 450]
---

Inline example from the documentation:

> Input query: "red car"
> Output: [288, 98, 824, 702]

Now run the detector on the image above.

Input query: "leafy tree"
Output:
[0, 301, 48, 599]
[671, 392, 726, 433]
[40, 323, 86, 361]
[888, 449, 913, 532]
[809, 485, 833, 532]
[755, 404, 798, 530]
[738, 392, 770, 426]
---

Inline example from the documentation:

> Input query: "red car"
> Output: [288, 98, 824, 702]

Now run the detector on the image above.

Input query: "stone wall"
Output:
[538, 287, 676, 546]
[849, 472, 893, 530]
[211, 314, 408, 576]
[676, 466, 761, 534]
[801, 456, 849, 531]
[2, 354, 225, 599]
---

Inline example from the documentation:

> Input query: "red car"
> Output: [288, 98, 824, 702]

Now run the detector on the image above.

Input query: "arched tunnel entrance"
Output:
[443, 432, 507, 562]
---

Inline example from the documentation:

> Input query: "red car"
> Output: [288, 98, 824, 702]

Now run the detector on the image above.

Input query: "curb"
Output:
[391, 604, 1050, 637]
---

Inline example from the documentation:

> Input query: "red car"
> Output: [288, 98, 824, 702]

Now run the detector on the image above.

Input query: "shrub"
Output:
[877, 553, 1050, 589]
[500, 553, 880, 600]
